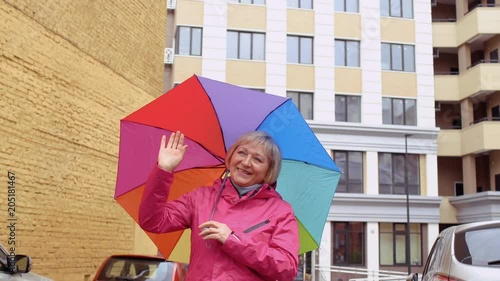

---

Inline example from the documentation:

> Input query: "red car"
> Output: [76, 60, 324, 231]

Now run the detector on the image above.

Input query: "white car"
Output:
[0, 244, 53, 281]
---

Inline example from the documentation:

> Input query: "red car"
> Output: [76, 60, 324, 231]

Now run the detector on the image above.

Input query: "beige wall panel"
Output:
[176, 0, 204, 26]
[173, 56, 202, 83]
[434, 76, 459, 101]
[228, 4, 266, 30]
[226, 60, 266, 87]
[380, 18, 415, 44]
[461, 125, 484, 155]
[420, 155, 427, 196]
[381, 72, 417, 97]
[334, 13, 361, 39]
[483, 123, 500, 150]
[437, 131, 461, 156]
[438, 157, 463, 196]
[335, 68, 362, 93]
[287, 65, 315, 90]
[432, 23, 457, 48]
[460, 123, 500, 155]
[439, 197, 458, 224]
[459, 64, 500, 100]
[287, 9, 314, 34]
[457, 9, 500, 46]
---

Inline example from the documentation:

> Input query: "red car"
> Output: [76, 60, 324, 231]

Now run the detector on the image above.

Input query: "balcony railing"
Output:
[467, 59, 500, 69]
[470, 116, 500, 125]
[432, 18, 457, 22]
[466, 3, 500, 14]
[434, 71, 460, 75]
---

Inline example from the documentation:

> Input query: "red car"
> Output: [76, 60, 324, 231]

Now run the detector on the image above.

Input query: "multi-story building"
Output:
[163, 0, 442, 280]
[432, 0, 500, 230]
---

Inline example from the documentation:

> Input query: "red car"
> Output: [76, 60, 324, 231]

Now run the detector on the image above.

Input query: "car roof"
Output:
[453, 220, 500, 234]
[106, 254, 166, 261]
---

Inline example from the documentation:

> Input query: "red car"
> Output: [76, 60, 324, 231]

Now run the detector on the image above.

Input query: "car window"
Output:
[96, 257, 184, 281]
[455, 226, 500, 266]
[423, 236, 444, 276]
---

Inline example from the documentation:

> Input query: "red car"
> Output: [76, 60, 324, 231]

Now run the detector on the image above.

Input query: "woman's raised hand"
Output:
[157, 131, 188, 172]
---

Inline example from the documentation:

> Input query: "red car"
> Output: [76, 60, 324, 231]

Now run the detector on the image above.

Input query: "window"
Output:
[333, 222, 365, 265]
[382, 97, 416, 126]
[288, 0, 313, 9]
[382, 43, 415, 72]
[287, 35, 313, 64]
[491, 49, 499, 62]
[380, 223, 422, 266]
[287, 91, 313, 120]
[335, 95, 361, 122]
[175, 26, 202, 56]
[335, 40, 360, 67]
[229, 0, 265, 4]
[335, 0, 359, 12]
[454, 182, 464, 196]
[381, 0, 413, 19]
[333, 151, 363, 193]
[227, 31, 265, 60]
[378, 152, 420, 195]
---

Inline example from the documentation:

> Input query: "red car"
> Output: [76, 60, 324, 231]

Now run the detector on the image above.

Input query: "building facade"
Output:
[1, 1, 165, 280]
[164, 0, 445, 280]
[433, 0, 500, 226]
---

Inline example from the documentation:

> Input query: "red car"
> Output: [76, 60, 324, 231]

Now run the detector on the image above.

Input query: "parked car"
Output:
[0, 243, 53, 281]
[413, 220, 500, 281]
[93, 254, 187, 281]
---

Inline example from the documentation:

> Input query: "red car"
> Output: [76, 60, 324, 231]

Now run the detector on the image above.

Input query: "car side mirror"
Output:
[406, 273, 418, 281]
[10, 254, 32, 274]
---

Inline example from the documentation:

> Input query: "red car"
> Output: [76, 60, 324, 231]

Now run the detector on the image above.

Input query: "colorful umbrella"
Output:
[115, 75, 341, 263]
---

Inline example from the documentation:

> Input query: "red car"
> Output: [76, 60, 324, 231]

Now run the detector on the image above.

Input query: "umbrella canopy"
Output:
[115, 75, 341, 263]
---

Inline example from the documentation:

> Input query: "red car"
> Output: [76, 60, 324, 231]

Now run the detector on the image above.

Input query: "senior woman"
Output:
[139, 130, 299, 281]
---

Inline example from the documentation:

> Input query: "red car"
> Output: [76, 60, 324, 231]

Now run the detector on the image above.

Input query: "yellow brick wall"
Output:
[0, 1, 166, 280]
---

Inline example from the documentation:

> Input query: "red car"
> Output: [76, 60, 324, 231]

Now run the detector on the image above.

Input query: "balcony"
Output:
[461, 120, 500, 155]
[432, 6, 500, 48]
[459, 62, 500, 99]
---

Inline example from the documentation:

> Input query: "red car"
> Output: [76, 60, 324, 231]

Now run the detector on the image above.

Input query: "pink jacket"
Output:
[139, 166, 299, 281]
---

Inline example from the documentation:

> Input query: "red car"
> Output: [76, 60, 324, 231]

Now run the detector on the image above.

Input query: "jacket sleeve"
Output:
[220, 203, 299, 281]
[138, 165, 193, 233]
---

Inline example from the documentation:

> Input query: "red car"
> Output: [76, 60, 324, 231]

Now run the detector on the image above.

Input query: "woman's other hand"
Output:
[199, 221, 232, 244]
[158, 131, 188, 172]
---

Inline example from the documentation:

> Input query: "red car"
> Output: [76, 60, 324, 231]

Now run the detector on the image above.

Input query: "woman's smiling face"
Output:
[227, 142, 270, 187]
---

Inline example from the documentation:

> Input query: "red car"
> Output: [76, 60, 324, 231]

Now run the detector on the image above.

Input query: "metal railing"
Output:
[314, 265, 415, 281]
[467, 59, 500, 69]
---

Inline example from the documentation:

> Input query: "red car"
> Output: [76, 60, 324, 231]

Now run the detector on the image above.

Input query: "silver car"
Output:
[421, 220, 500, 281]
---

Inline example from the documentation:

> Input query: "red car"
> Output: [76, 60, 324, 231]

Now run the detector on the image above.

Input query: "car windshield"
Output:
[96, 257, 178, 281]
[455, 225, 500, 266]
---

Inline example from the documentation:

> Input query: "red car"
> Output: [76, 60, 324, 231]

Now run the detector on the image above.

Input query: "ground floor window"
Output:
[380, 223, 422, 266]
[332, 222, 365, 265]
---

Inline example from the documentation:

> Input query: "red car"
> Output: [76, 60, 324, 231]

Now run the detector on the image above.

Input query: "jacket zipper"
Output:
[243, 219, 270, 233]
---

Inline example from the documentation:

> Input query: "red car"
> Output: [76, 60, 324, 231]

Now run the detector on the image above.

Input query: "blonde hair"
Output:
[225, 131, 282, 185]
